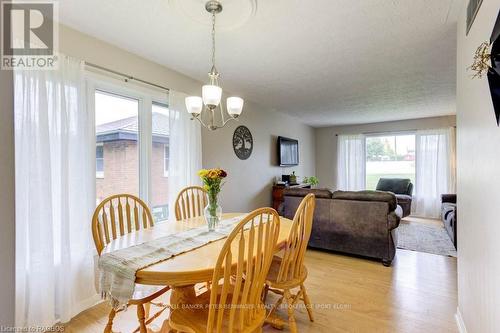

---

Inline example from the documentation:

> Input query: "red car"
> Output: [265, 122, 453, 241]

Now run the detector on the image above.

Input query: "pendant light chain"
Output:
[211, 11, 216, 72]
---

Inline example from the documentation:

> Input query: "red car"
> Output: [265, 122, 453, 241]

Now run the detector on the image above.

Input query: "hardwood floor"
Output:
[63, 249, 458, 333]
[402, 215, 443, 226]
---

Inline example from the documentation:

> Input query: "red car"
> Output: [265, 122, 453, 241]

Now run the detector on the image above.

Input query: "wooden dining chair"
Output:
[91, 194, 170, 333]
[175, 186, 208, 220]
[263, 193, 316, 333]
[168, 207, 281, 333]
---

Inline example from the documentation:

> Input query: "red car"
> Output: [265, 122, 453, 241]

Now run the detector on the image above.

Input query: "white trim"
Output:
[95, 142, 104, 178]
[86, 79, 97, 205]
[86, 70, 168, 208]
[139, 96, 152, 204]
[455, 307, 468, 333]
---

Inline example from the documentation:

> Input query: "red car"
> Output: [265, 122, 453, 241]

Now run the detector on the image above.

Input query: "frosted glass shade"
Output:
[227, 97, 244, 116]
[185, 96, 203, 115]
[202, 85, 222, 107]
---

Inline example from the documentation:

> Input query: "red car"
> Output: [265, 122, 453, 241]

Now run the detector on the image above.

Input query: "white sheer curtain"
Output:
[413, 128, 456, 218]
[168, 90, 203, 221]
[337, 134, 366, 191]
[14, 56, 98, 327]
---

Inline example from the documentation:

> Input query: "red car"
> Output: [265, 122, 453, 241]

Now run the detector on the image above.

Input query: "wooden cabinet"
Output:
[272, 184, 311, 215]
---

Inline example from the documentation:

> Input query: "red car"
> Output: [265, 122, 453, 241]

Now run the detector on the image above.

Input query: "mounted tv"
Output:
[278, 136, 299, 166]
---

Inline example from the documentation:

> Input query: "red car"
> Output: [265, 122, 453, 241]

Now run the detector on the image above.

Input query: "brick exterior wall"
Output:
[96, 140, 169, 212]
[151, 142, 169, 207]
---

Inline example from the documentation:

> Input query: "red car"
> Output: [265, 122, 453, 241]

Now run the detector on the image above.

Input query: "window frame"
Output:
[86, 70, 169, 207]
[95, 142, 104, 178]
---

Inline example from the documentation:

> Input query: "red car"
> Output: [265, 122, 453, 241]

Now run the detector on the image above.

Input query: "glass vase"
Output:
[204, 192, 222, 231]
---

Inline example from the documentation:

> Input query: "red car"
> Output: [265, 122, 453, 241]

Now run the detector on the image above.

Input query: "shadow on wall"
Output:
[270, 135, 279, 166]
[255, 182, 273, 209]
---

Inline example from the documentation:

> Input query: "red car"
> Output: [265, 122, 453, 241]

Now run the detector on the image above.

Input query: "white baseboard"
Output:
[455, 307, 468, 333]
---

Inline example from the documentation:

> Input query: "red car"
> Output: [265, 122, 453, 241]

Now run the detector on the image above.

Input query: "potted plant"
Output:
[304, 176, 319, 188]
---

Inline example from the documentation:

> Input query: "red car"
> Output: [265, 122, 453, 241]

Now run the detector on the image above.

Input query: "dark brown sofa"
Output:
[283, 188, 402, 266]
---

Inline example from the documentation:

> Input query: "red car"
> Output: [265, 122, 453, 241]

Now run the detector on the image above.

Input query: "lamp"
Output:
[185, 0, 244, 131]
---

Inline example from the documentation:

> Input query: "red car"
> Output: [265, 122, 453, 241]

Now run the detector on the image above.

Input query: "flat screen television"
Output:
[278, 136, 299, 166]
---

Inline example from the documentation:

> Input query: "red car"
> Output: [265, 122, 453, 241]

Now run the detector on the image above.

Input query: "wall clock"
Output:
[232, 125, 253, 160]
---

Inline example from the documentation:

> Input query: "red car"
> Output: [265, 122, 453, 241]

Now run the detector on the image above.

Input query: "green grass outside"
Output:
[366, 174, 415, 191]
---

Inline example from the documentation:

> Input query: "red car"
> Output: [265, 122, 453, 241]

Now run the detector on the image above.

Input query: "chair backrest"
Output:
[208, 208, 281, 332]
[376, 178, 413, 195]
[92, 194, 154, 255]
[174, 186, 208, 221]
[276, 193, 315, 284]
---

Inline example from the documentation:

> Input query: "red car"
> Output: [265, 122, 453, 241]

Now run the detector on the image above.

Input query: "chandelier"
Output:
[185, 0, 244, 131]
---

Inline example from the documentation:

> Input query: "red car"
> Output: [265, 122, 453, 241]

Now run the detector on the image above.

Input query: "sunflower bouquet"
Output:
[198, 168, 227, 230]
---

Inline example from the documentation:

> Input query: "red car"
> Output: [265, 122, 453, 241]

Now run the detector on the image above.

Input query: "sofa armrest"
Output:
[441, 194, 457, 204]
[388, 206, 402, 230]
[396, 194, 412, 202]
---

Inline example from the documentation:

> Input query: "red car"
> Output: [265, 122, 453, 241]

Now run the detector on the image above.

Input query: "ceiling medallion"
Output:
[168, 0, 257, 31]
[185, 0, 244, 131]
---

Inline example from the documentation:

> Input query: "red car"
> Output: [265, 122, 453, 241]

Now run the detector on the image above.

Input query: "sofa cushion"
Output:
[332, 190, 397, 212]
[376, 178, 412, 195]
[283, 187, 333, 199]
[388, 206, 403, 230]
[441, 194, 457, 204]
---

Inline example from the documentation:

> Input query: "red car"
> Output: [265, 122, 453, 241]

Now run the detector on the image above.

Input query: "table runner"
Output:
[99, 215, 245, 309]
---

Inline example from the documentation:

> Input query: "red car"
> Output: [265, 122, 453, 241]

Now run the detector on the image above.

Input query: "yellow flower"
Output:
[198, 168, 228, 180]
[207, 169, 219, 178]
[198, 169, 209, 177]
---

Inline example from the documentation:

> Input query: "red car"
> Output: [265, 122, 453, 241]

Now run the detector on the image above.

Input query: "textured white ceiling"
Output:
[58, 0, 459, 127]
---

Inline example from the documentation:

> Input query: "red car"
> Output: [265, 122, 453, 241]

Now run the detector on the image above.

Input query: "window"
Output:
[95, 90, 139, 205]
[365, 134, 415, 191]
[96, 143, 104, 178]
[163, 144, 169, 177]
[90, 73, 169, 222]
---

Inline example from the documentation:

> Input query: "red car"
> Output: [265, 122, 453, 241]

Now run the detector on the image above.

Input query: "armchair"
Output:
[376, 178, 413, 217]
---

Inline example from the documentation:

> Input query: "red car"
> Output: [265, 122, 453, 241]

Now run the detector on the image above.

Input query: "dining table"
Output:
[101, 212, 294, 331]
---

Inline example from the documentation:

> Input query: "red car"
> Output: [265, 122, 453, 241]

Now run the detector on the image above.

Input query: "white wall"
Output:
[202, 106, 316, 212]
[315, 116, 456, 189]
[456, 0, 500, 332]
[59, 24, 316, 213]
[59, 25, 201, 96]
[0, 69, 15, 326]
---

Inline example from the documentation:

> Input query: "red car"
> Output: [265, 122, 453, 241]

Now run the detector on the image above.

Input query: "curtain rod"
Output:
[335, 126, 456, 136]
[85, 62, 170, 92]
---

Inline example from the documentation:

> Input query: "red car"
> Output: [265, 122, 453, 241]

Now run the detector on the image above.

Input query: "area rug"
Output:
[396, 221, 457, 257]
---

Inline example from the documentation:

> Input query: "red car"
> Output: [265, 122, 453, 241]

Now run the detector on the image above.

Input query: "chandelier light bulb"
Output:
[202, 85, 222, 107]
[227, 97, 244, 116]
[185, 96, 203, 115]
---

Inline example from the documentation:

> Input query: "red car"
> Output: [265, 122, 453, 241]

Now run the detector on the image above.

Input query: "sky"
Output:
[95, 91, 168, 126]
